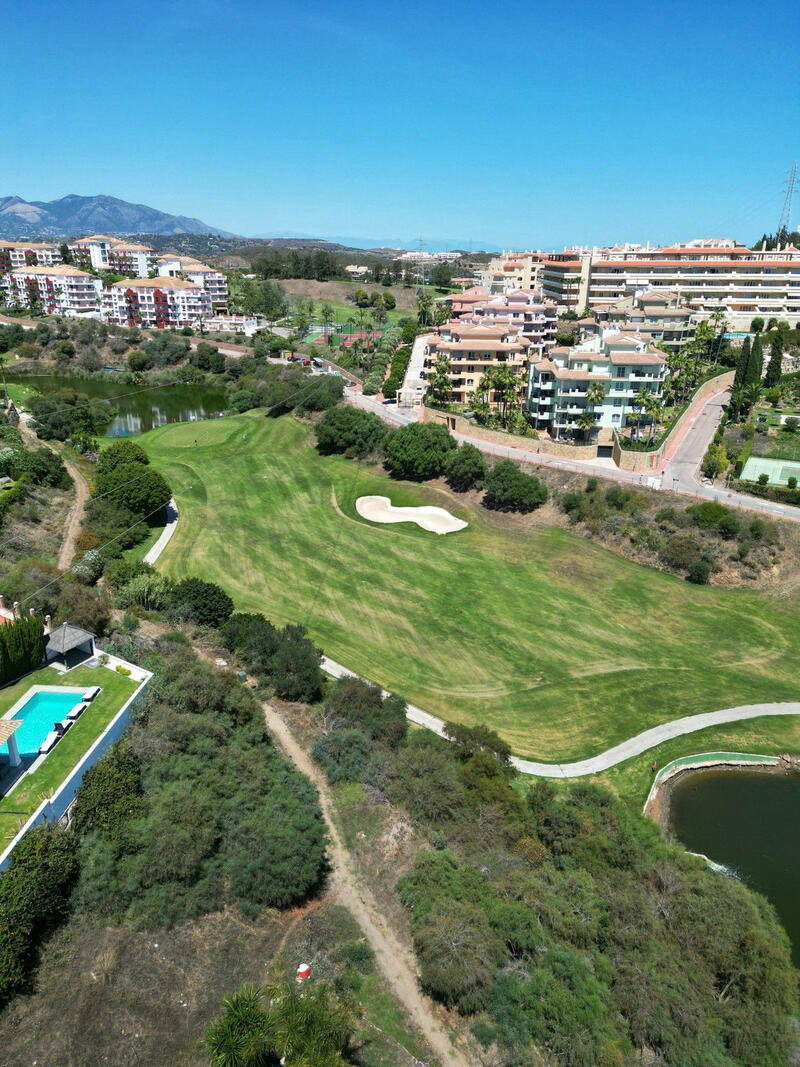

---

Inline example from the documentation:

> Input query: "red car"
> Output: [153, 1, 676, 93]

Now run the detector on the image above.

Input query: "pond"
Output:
[670, 768, 800, 965]
[6, 374, 229, 436]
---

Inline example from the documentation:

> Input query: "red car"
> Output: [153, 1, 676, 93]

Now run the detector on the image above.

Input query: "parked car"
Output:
[302, 359, 311, 366]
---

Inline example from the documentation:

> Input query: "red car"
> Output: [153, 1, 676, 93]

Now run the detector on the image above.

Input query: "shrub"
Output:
[70, 548, 104, 584]
[0, 826, 79, 1005]
[362, 371, 384, 395]
[312, 729, 371, 783]
[659, 535, 701, 571]
[315, 405, 386, 457]
[585, 477, 598, 493]
[229, 388, 262, 413]
[323, 677, 407, 747]
[169, 577, 234, 628]
[483, 460, 548, 513]
[93, 463, 171, 517]
[717, 512, 741, 539]
[788, 476, 798, 490]
[0, 617, 45, 685]
[116, 572, 173, 611]
[758, 472, 769, 486]
[784, 416, 798, 434]
[749, 517, 766, 539]
[95, 439, 149, 475]
[71, 749, 144, 843]
[383, 423, 457, 480]
[115, 665, 131, 676]
[687, 559, 711, 584]
[444, 444, 487, 492]
[268, 623, 323, 702]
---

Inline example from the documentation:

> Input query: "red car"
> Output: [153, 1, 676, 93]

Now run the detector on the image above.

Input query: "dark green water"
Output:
[670, 768, 800, 965]
[7, 374, 228, 436]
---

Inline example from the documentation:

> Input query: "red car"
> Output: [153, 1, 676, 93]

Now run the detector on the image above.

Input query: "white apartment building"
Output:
[200, 314, 267, 336]
[583, 288, 696, 352]
[104, 277, 212, 329]
[2, 265, 103, 318]
[0, 241, 62, 271]
[481, 251, 545, 293]
[69, 235, 157, 277]
[527, 332, 667, 438]
[157, 255, 228, 311]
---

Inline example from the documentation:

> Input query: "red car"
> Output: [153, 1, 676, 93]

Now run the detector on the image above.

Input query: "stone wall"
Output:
[612, 372, 734, 473]
[419, 406, 599, 460]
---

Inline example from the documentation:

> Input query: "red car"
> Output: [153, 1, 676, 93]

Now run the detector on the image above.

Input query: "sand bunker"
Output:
[355, 495, 467, 535]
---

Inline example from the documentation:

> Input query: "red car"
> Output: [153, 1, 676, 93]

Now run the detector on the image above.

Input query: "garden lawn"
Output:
[141, 413, 800, 762]
[0, 666, 138, 849]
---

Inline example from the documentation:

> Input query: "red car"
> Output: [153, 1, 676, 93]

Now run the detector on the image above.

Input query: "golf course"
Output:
[141, 412, 800, 762]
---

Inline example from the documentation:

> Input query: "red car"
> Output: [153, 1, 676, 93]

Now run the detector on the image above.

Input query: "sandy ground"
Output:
[356, 495, 468, 535]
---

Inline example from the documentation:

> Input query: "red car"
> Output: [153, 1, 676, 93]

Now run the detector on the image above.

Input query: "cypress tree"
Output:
[746, 334, 764, 387]
[765, 333, 783, 388]
[733, 336, 751, 390]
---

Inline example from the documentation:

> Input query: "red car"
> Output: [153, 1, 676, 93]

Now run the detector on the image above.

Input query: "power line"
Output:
[777, 162, 798, 240]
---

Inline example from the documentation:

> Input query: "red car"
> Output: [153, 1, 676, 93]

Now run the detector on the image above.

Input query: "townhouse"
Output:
[527, 332, 667, 438]
[422, 321, 532, 404]
[1, 265, 103, 318]
[103, 277, 212, 329]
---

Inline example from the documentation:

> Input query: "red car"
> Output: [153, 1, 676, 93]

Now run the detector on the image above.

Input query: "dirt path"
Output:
[262, 703, 471, 1067]
[17, 420, 89, 569]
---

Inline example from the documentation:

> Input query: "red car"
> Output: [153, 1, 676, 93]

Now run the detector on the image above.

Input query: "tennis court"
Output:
[741, 456, 800, 485]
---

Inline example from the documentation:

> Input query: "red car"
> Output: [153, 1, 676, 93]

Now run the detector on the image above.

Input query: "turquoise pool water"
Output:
[1, 690, 82, 759]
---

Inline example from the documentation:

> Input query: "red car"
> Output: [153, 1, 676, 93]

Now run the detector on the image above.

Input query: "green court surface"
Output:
[141, 413, 800, 762]
[741, 455, 800, 485]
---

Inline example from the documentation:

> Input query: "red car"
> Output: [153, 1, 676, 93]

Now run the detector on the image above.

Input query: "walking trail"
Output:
[18, 418, 89, 569]
[262, 703, 470, 1067]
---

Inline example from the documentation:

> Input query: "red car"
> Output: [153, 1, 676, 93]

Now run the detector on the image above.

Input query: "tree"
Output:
[476, 365, 521, 426]
[206, 981, 356, 1067]
[96, 439, 149, 475]
[169, 577, 234, 628]
[576, 410, 597, 440]
[430, 263, 452, 289]
[315, 405, 386, 457]
[750, 317, 765, 333]
[483, 460, 548, 513]
[383, 423, 457, 480]
[93, 463, 171, 517]
[728, 385, 745, 422]
[427, 353, 452, 407]
[765, 332, 783, 387]
[746, 333, 763, 388]
[444, 444, 487, 492]
[733, 336, 751, 390]
[268, 624, 323, 702]
[416, 291, 434, 327]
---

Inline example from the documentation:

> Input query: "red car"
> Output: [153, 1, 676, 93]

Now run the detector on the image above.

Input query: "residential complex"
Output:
[463, 289, 557, 359]
[527, 332, 667, 438]
[580, 288, 695, 352]
[0, 234, 229, 325]
[482, 239, 800, 327]
[422, 321, 533, 404]
[103, 278, 212, 329]
[1, 265, 103, 317]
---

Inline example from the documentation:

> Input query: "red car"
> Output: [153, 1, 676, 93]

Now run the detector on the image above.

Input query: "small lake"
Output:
[7, 374, 229, 436]
[670, 768, 800, 965]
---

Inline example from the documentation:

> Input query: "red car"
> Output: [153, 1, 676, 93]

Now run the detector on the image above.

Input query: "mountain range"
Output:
[0, 194, 232, 239]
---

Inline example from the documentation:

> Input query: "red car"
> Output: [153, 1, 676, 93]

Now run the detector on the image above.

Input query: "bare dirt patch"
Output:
[277, 278, 419, 311]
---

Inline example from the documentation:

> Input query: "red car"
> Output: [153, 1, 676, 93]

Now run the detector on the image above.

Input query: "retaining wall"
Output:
[419, 406, 598, 461]
[613, 372, 735, 473]
[0, 657, 152, 872]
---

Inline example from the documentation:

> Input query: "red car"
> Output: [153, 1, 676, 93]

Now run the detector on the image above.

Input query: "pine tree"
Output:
[733, 336, 751, 390]
[765, 333, 783, 388]
[746, 334, 764, 387]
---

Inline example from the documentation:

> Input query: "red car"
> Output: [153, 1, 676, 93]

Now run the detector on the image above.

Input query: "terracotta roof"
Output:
[11, 265, 91, 277]
[111, 277, 199, 290]
[0, 240, 58, 250]
[609, 351, 666, 365]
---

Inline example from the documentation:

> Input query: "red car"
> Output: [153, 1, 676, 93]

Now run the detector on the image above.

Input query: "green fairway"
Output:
[141, 413, 800, 762]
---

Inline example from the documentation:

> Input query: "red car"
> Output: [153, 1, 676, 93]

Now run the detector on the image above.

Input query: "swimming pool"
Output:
[1, 688, 84, 760]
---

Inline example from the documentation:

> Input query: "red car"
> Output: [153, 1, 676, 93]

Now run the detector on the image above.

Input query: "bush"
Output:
[323, 677, 407, 747]
[268, 624, 323, 702]
[0, 826, 79, 1005]
[312, 729, 371, 783]
[96, 440, 150, 476]
[787, 476, 797, 490]
[93, 463, 171, 517]
[659, 535, 702, 571]
[70, 548, 103, 585]
[0, 617, 45, 686]
[687, 559, 711, 584]
[116, 572, 173, 611]
[383, 423, 457, 480]
[749, 517, 766, 539]
[758, 472, 769, 485]
[444, 444, 487, 492]
[483, 460, 548, 513]
[169, 577, 234, 628]
[315, 405, 387, 457]
[71, 749, 144, 843]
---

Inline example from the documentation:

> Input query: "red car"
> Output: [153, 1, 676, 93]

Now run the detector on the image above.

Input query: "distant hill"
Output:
[0, 194, 233, 239]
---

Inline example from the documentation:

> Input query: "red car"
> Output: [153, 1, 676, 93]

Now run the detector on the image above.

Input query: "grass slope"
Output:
[142, 413, 800, 761]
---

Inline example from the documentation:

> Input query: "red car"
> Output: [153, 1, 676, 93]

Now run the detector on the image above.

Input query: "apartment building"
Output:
[157, 255, 228, 311]
[69, 235, 157, 277]
[0, 241, 62, 271]
[201, 314, 267, 337]
[481, 251, 545, 293]
[447, 285, 489, 316]
[2, 265, 103, 318]
[582, 288, 695, 352]
[470, 289, 558, 359]
[527, 332, 666, 438]
[104, 277, 212, 329]
[422, 321, 532, 404]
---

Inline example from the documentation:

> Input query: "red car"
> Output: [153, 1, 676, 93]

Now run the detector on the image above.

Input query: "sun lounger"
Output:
[55, 718, 71, 736]
[40, 730, 60, 754]
[82, 686, 101, 702]
[67, 702, 88, 721]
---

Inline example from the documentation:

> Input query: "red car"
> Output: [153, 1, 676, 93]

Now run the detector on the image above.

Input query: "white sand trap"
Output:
[355, 495, 467, 535]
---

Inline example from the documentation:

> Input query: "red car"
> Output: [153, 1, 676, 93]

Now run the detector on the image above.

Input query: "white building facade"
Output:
[2, 266, 103, 318]
[104, 278, 212, 328]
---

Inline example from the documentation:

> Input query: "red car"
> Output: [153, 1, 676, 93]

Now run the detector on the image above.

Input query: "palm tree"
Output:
[416, 292, 433, 327]
[743, 382, 762, 414]
[728, 385, 745, 422]
[576, 409, 597, 441]
[633, 389, 651, 440]
[643, 393, 664, 445]
[206, 985, 271, 1066]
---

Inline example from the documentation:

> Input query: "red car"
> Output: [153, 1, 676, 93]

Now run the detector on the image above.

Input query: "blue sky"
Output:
[5, 0, 799, 248]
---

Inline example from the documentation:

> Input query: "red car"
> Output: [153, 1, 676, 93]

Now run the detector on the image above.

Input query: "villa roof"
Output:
[0, 720, 22, 745]
[11, 264, 90, 277]
[609, 350, 666, 365]
[0, 240, 58, 249]
[44, 622, 95, 655]
[111, 277, 199, 290]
